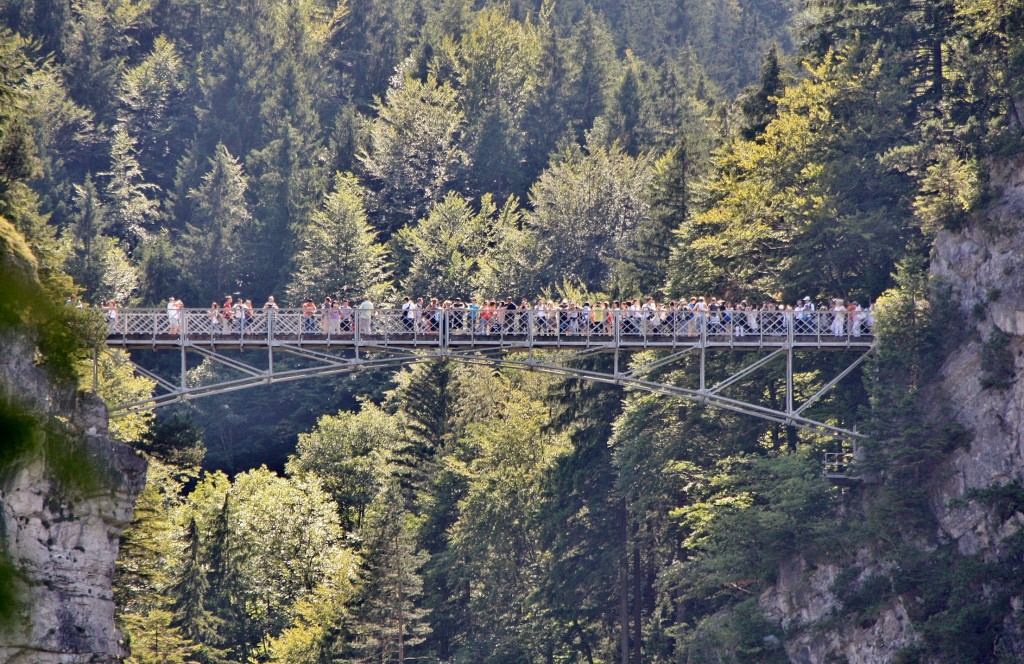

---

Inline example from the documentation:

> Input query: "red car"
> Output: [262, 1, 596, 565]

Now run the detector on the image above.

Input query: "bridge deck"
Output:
[105, 308, 875, 351]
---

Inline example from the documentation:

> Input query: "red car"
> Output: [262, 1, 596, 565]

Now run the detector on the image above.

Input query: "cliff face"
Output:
[0, 332, 146, 664]
[0, 230, 146, 663]
[759, 158, 1024, 662]
[929, 158, 1024, 556]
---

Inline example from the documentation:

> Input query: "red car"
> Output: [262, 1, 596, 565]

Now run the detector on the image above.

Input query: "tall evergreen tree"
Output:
[739, 44, 783, 140]
[181, 143, 252, 301]
[168, 517, 222, 663]
[102, 126, 159, 250]
[348, 481, 431, 664]
[287, 173, 390, 302]
[62, 174, 109, 296]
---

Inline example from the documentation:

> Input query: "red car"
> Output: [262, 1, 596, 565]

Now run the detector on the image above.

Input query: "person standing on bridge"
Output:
[830, 299, 846, 337]
[167, 297, 181, 335]
[402, 296, 415, 332]
[104, 300, 119, 334]
[357, 296, 374, 335]
[339, 299, 353, 334]
[302, 298, 317, 334]
[220, 296, 233, 335]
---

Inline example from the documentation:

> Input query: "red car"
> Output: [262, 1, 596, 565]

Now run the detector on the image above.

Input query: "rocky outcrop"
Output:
[0, 331, 146, 664]
[759, 157, 1024, 662]
[0, 223, 146, 663]
[930, 158, 1024, 556]
[760, 555, 917, 664]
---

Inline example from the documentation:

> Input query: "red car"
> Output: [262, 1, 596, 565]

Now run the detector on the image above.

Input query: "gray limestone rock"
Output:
[0, 333, 146, 663]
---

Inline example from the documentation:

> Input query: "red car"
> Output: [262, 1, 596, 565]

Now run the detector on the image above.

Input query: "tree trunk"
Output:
[397, 534, 405, 664]
[620, 564, 630, 664]
[632, 545, 642, 664]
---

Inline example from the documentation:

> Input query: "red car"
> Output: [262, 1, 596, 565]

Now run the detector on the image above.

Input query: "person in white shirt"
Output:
[357, 297, 374, 335]
[167, 297, 180, 334]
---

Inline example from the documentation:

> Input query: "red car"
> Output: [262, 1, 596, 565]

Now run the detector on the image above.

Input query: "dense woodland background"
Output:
[2, 0, 1024, 662]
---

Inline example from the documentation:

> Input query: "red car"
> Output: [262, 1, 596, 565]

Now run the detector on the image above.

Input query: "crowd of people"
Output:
[95, 293, 875, 339]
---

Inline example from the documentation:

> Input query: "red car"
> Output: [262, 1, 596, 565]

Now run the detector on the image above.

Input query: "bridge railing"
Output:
[106, 308, 875, 346]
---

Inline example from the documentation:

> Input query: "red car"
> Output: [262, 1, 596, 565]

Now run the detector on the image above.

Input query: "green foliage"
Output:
[347, 480, 432, 662]
[965, 480, 1024, 523]
[397, 192, 491, 297]
[122, 608, 201, 664]
[287, 172, 390, 302]
[286, 401, 401, 529]
[683, 597, 789, 664]
[887, 540, 1024, 663]
[359, 69, 467, 234]
[527, 120, 654, 291]
[181, 143, 252, 301]
[672, 452, 839, 601]
[79, 348, 155, 443]
[668, 52, 915, 301]
[980, 329, 1015, 391]
[4, 0, 1024, 661]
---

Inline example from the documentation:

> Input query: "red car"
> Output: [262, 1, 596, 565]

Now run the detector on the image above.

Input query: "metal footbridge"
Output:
[102, 308, 875, 439]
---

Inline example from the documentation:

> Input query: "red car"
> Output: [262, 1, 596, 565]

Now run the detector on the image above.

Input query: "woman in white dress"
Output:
[830, 299, 846, 337]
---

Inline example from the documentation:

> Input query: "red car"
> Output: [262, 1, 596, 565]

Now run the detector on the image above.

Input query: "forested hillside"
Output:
[2, 0, 1024, 661]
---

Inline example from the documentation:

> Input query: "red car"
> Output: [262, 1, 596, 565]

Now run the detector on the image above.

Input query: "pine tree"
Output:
[349, 481, 431, 664]
[611, 63, 644, 154]
[205, 496, 247, 660]
[181, 143, 252, 302]
[101, 126, 159, 250]
[63, 174, 110, 296]
[169, 517, 222, 662]
[626, 142, 687, 296]
[116, 36, 190, 190]
[739, 44, 783, 140]
[287, 173, 390, 303]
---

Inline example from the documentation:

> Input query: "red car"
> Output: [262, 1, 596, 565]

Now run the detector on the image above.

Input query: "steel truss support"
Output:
[109, 342, 437, 414]
[705, 348, 786, 395]
[106, 341, 872, 441]
[620, 346, 700, 379]
[792, 349, 874, 418]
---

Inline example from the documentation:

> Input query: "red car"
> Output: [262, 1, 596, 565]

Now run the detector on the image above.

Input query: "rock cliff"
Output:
[0, 231, 146, 662]
[759, 157, 1024, 662]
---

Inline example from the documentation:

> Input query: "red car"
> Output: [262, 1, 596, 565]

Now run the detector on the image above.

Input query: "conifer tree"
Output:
[626, 142, 687, 296]
[349, 481, 431, 663]
[611, 63, 644, 154]
[205, 496, 246, 660]
[739, 45, 783, 140]
[102, 126, 159, 250]
[287, 173, 389, 303]
[385, 361, 461, 498]
[169, 517, 220, 662]
[63, 174, 109, 295]
[181, 143, 252, 301]
[116, 36, 190, 190]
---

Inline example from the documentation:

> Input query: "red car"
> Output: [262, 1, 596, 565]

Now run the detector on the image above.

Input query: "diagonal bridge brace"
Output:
[190, 346, 265, 377]
[706, 348, 787, 395]
[125, 357, 181, 395]
[620, 346, 700, 379]
[792, 348, 874, 418]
